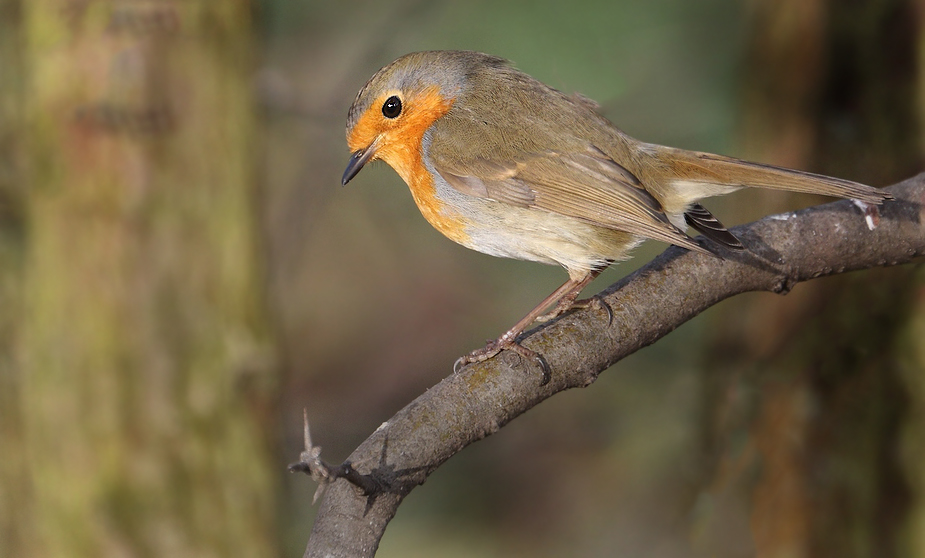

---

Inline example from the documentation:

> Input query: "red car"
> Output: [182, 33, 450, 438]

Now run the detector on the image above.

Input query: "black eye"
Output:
[382, 96, 402, 118]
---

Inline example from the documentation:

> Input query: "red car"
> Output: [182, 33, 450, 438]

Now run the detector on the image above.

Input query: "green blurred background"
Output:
[1, 1, 924, 557]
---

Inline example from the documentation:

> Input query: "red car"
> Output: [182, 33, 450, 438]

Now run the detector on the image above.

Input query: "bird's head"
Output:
[341, 50, 508, 186]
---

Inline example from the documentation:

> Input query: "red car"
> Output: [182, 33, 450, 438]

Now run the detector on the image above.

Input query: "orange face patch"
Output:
[347, 87, 469, 244]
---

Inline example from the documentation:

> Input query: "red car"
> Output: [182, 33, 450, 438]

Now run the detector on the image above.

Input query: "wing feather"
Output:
[431, 142, 709, 254]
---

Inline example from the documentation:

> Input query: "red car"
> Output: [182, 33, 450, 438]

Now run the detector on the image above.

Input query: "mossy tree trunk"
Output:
[2, 2, 279, 557]
[0, 0, 28, 553]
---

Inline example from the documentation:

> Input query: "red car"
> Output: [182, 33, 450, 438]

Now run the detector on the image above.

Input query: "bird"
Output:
[341, 50, 892, 380]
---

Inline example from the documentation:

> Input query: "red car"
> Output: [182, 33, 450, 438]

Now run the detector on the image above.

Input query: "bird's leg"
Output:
[534, 269, 604, 322]
[540, 271, 614, 326]
[454, 271, 601, 383]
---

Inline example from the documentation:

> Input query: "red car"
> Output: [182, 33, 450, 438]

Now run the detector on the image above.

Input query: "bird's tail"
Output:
[666, 149, 892, 205]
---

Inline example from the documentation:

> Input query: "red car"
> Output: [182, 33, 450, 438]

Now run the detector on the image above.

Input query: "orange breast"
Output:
[403, 157, 471, 246]
[349, 87, 469, 245]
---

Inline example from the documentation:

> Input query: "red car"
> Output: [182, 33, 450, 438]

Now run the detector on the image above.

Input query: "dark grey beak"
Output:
[342, 145, 376, 186]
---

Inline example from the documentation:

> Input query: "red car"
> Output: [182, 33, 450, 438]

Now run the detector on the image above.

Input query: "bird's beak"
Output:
[342, 141, 378, 186]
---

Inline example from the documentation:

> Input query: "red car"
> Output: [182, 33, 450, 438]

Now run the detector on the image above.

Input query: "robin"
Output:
[342, 50, 891, 379]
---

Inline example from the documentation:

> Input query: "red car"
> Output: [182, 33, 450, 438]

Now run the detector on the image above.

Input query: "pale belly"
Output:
[423, 174, 643, 275]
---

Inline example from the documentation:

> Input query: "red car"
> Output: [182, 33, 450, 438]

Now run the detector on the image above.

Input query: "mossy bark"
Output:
[2, 2, 278, 556]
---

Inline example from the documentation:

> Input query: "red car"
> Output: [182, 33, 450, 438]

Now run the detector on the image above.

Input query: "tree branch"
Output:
[299, 174, 925, 558]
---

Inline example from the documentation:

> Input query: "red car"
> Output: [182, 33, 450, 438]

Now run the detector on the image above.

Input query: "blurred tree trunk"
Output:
[0, 0, 27, 554]
[2, 2, 278, 557]
[698, 1, 924, 557]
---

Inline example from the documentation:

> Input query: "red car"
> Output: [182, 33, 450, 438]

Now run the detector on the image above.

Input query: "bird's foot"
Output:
[582, 295, 614, 325]
[454, 338, 551, 385]
[535, 294, 614, 325]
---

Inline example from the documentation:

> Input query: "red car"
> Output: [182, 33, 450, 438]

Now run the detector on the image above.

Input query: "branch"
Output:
[288, 409, 382, 503]
[300, 174, 925, 558]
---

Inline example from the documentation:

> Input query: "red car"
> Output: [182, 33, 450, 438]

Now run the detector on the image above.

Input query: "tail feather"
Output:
[689, 152, 893, 204]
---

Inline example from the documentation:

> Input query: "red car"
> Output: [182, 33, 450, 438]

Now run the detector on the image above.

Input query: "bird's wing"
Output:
[430, 144, 710, 254]
[683, 203, 745, 250]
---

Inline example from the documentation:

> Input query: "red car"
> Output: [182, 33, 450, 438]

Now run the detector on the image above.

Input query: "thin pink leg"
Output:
[454, 270, 603, 382]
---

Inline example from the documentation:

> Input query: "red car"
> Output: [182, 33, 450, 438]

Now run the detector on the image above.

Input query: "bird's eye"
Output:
[382, 96, 402, 118]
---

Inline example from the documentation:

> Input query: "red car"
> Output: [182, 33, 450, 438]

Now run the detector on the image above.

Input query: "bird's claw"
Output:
[535, 294, 614, 326]
[454, 339, 551, 385]
[590, 295, 614, 326]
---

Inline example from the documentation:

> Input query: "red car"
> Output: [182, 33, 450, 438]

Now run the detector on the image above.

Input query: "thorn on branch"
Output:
[288, 408, 382, 503]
